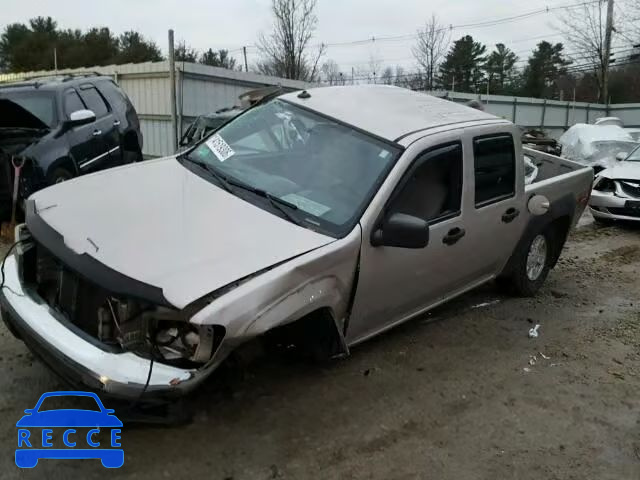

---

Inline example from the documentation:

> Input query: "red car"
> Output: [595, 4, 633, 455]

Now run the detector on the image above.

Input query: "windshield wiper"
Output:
[179, 155, 234, 193]
[226, 180, 304, 226]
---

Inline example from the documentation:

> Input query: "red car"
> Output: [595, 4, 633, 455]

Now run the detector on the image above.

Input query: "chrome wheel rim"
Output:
[54, 177, 67, 184]
[526, 234, 547, 281]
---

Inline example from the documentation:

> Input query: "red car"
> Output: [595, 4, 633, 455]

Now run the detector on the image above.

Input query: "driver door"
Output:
[347, 138, 477, 344]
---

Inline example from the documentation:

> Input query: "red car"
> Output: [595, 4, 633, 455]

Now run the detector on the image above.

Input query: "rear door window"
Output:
[79, 86, 110, 118]
[473, 134, 516, 207]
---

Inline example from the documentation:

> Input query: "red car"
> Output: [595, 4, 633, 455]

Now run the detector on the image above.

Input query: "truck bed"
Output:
[523, 147, 595, 227]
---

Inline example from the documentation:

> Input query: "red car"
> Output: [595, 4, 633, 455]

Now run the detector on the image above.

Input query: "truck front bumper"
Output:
[0, 254, 196, 400]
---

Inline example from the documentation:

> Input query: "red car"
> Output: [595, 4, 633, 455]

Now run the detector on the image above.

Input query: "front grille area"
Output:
[22, 244, 110, 337]
[618, 180, 640, 198]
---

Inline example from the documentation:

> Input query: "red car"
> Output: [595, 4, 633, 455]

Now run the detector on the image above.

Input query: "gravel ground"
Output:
[0, 219, 639, 479]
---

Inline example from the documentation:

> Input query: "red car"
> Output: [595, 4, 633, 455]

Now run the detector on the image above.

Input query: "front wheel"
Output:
[508, 230, 553, 297]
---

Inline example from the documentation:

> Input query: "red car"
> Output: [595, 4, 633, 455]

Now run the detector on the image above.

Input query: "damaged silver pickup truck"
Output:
[0, 86, 594, 400]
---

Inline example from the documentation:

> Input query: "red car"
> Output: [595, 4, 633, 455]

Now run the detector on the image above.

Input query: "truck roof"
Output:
[281, 85, 501, 143]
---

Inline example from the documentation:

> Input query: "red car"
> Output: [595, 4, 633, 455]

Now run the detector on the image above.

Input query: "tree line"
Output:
[0, 17, 239, 72]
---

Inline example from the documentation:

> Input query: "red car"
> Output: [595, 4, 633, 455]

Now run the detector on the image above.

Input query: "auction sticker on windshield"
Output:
[205, 134, 234, 162]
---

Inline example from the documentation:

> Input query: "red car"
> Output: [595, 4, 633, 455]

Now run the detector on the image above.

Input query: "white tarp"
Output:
[559, 124, 638, 169]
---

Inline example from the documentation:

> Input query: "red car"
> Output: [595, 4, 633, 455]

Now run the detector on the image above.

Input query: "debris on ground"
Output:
[471, 300, 501, 309]
[528, 324, 541, 338]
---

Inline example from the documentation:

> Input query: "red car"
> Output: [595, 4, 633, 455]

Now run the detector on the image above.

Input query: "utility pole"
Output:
[243, 46, 248, 72]
[352, 66, 355, 85]
[168, 29, 178, 154]
[451, 75, 455, 93]
[53, 48, 58, 73]
[603, 0, 615, 107]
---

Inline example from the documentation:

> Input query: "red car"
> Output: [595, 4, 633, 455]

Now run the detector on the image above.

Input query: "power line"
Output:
[231, 0, 600, 55]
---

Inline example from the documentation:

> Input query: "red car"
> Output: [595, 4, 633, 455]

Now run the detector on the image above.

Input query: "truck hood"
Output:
[599, 162, 640, 180]
[28, 157, 335, 308]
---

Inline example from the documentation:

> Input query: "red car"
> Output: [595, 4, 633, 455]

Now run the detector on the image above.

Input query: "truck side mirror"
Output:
[371, 213, 429, 249]
[615, 152, 628, 162]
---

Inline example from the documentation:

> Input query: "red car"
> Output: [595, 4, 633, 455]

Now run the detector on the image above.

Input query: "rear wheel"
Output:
[508, 229, 553, 297]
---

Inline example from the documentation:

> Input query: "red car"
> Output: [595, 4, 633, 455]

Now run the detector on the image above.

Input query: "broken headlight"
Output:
[97, 298, 220, 366]
[594, 177, 616, 193]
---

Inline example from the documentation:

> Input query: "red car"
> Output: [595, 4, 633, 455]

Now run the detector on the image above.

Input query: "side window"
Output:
[79, 86, 109, 118]
[63, 90, 85, 118]
[473, 134, 516, 207]
[389, 143, 463, 224]
[96, 80, 128, 114]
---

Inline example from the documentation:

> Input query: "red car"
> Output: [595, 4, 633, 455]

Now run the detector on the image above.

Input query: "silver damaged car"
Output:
[0, 86, 594, 400]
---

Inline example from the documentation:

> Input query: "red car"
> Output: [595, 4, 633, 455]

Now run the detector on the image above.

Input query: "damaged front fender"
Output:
[189, 227, 362, 356]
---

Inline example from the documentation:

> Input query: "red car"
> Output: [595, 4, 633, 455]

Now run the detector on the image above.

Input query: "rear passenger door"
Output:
[77, 84, 120, 171]
[463, 129, 526, 277]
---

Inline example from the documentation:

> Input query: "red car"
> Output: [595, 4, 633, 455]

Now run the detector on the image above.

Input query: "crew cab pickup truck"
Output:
[0, 86, 594, 400]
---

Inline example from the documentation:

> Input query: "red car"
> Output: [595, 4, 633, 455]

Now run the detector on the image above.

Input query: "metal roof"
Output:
[281, 85, 502, 143]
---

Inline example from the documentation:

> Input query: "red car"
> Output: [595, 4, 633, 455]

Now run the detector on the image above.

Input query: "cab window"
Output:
[388, 142, 463, 224]
[473, 134, 516, 207]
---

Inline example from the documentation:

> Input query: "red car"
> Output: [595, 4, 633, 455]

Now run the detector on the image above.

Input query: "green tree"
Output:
[485, 43, 518, 94]
[174, 42, 199, 63]
[521, 41, 571, 99]
[0, 19, 163, 71]
[438, 35, 487, 93]
[200, 48, 237, 69]
[116, 31, 163, 64]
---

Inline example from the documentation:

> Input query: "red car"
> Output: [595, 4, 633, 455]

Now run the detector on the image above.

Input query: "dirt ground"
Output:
[0, 217, 639, 479]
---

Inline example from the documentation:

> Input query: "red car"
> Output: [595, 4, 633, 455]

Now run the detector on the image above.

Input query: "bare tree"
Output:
[556, 1, 615, 102]
[412, 14, 450, 90]
[321, 59, 343, 85]
[393, 65, 405, 86]
[380, 66, 394, 85]
[256, 0, 325, 81]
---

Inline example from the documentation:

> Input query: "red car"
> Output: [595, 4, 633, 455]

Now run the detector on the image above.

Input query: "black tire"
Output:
[49, 167, 73, 184]
[507, 228, 554, 297]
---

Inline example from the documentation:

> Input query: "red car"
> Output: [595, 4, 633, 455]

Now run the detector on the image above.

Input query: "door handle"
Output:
[92, 130, 102, 136]
[443, 227, 466, 246]
[113, 120, 121, 126]
[502, 208, 520, 223]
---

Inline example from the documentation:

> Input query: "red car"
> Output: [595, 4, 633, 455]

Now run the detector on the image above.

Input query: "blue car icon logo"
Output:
[16, 391, 123, 468]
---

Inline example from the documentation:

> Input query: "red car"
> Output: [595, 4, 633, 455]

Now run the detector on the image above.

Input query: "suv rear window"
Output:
[79, 86, 109, 118]
[473, 134, 516, 207]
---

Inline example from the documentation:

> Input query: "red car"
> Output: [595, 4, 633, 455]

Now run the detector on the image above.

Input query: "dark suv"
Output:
[0, 73, 143, 219]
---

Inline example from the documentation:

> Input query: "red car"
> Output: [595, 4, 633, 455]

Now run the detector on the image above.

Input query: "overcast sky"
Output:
[3, 0, 572, 74]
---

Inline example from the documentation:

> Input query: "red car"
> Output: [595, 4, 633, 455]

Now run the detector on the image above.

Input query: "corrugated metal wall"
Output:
[429, 90, 624, 139]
